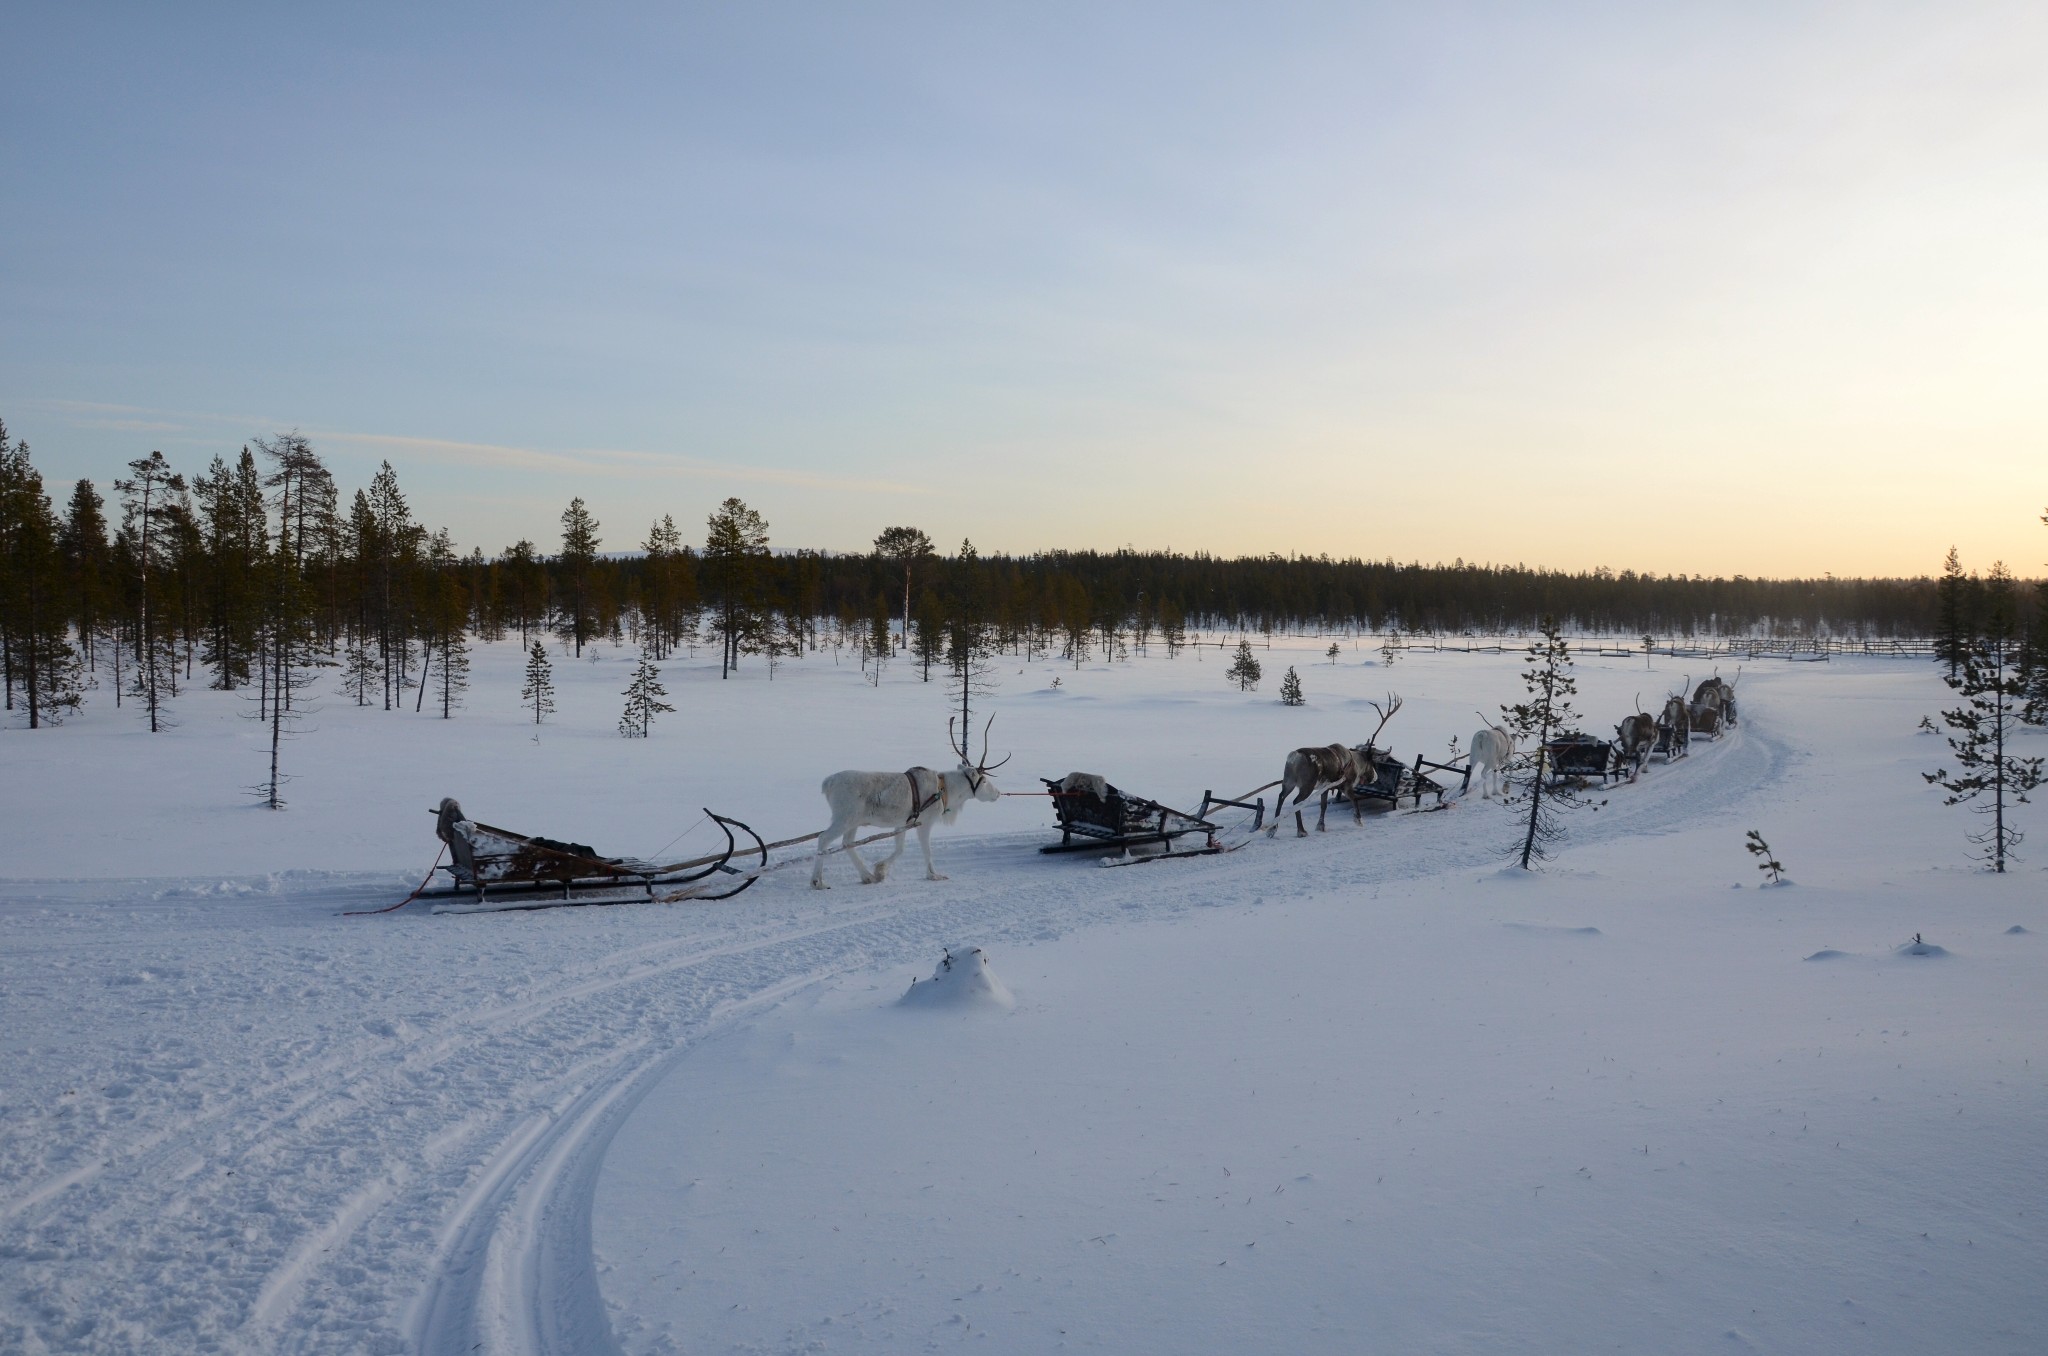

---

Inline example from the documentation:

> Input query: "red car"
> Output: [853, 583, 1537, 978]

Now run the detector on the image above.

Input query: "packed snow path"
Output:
[1, 724, 1780, 1354]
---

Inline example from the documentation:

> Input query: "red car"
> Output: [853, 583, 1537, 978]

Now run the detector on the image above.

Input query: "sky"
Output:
[4, 2, 2045, 578]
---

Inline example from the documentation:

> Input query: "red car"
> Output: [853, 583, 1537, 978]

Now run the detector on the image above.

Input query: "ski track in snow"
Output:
[0, 723, 1780, 1355]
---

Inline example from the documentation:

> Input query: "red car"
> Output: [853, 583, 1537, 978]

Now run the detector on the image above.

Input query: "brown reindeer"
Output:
[1267, 694, 1403, 837]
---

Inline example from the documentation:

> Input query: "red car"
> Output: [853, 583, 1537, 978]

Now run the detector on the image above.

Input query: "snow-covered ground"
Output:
[2, 637, 2043, 1354]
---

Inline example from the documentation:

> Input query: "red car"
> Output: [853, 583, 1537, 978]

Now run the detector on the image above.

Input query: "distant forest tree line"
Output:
[3, 422, 2044, 729]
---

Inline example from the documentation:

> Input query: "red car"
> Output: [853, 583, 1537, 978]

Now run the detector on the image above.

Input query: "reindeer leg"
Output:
[845, 826, 877, 884]
[871, 828, 909, 883]
[1316, 790, 1329, 832]
[920, 821, 946, 881]
[810, 822, 838, 890]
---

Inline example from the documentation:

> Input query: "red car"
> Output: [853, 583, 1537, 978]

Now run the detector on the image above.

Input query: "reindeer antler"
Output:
[1364, 692, 1403, 750]
[977, 713, 1011, 772]
[948, 716, 968, 761]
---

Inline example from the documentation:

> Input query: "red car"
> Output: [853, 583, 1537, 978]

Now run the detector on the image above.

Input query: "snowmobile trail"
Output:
[0, 717, 1786, 1355]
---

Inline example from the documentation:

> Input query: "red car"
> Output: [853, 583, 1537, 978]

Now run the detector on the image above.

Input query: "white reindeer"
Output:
[1466, 712, 1519, 800]
[811, 717, 1009, 889]
[1615, 694, 1658, 781]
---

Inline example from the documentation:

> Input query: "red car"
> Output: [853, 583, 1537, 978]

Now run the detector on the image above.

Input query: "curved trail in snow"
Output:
[402, 721, 1786, 1355]
[0, 721, 1784, 1355]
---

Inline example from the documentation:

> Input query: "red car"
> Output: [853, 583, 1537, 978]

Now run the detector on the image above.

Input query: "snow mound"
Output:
[1896, 939, 1950, 958]
[899, 947, 1015, 1012]
[2006, 925, 2030, 935]
[1803, 949, 1850, 962]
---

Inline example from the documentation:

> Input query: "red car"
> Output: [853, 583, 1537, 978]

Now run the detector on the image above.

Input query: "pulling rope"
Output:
[345, 843, 446, 916]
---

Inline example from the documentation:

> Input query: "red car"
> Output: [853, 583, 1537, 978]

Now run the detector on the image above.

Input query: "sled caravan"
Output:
[413, 673, 1741, 910]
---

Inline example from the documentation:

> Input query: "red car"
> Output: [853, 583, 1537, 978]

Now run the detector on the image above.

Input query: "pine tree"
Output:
[0, 433, 83, 726]
[2024, 507, 2048, 727]
[874, 525, 934, 651]
[1226, 638, 1262, 691]
[255, 435, 326, 808]
[617, 654, 674, 737]
[556, 497, 602, 657]
[112, 450, 186, 732]
[1925, 564, 2043, 872]
[60, 478, 113, 674]
[437, 625, 470, 718]
[1160, 600, 1186, 658]
[1500, 618, 1584, 870]
[521, 639, 555, 724]
[866, 594, 891, 687]
[1934, 546, 1971, 683]
[1327, 642, 1340, 665]
[366, 461, 421, 708]
[913, 587, 946, 682]
[705, 497, 769, 678]
[193, 448, 268, 690]
[1279, 665, 1304, 705]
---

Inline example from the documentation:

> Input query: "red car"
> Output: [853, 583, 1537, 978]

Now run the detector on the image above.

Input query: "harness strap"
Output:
[904, 769, 944, 827]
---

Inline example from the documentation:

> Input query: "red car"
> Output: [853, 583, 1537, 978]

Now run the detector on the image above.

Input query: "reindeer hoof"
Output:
[928, 872, 949, 882]
[811, 880, 830, 891]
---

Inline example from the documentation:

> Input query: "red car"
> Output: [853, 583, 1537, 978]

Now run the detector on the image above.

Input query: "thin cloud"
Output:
[310, 428, 933, 497]
[16, 397, 930, 497]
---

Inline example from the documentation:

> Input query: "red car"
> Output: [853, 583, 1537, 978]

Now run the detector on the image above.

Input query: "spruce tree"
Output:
[521, 639, 555, 724]
[1925, 564, 2043, 872]
[1226, 638, 1262, 691]
[1279, 665, 1305, 705]
[617, 655, 674, 737]
[1500, 618, 1584, 869]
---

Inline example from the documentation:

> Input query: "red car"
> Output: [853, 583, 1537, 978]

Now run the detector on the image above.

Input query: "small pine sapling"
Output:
[1744, 830, 1786, 885]
[1379, 635, 1397, 668]
[521, 639, 556, 725]
[1642, 633, 1655, 670]
[618, 655, 675, 738]
[1499, 618, 1587, 869]
[1327, 642, 1340, 665]
[1916, 715, 1937, 735]
[1225, 638, 1262, 692]
[1279, 666, 1305, 706]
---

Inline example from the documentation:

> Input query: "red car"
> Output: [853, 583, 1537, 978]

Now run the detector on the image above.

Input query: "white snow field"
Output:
[2, 636, 2043, 1355]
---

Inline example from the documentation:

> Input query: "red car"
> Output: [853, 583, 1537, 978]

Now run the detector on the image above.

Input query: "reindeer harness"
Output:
[903, 768, 948, 827]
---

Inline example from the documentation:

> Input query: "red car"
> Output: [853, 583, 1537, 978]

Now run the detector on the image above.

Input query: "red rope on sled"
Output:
[344, 843, 446, 917]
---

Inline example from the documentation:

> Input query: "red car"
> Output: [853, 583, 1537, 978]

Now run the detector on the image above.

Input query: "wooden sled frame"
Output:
[430, 804, 768, 907]
[1040, 777, 1264, 861]
[1542, 733, 1622, 787]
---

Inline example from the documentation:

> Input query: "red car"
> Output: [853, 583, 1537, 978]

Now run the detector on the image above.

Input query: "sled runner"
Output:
[1040, 773, 1262, 860]
[427, 798, 766, 909]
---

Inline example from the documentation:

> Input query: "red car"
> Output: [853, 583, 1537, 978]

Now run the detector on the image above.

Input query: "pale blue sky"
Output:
[6, 3, 2045, 575]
